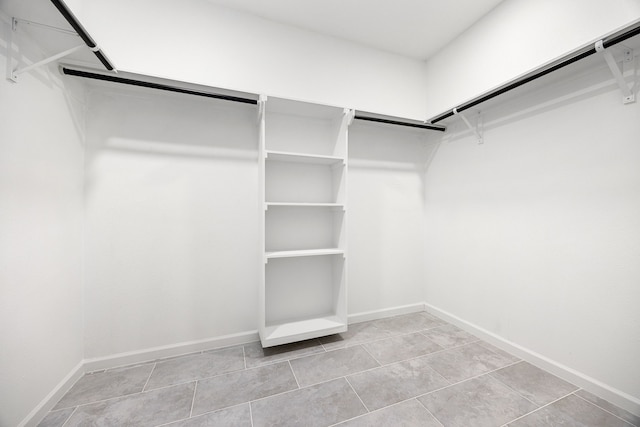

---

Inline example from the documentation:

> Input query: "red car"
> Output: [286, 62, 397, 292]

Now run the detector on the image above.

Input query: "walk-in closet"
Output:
[1, 0, 639, 426]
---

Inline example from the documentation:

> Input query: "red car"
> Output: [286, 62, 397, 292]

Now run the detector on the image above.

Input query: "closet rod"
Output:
[427, 20, 640, 124]
[354, 115, 446, 132]
[61, 67, 259, 105]
[49, 0, 115, 71]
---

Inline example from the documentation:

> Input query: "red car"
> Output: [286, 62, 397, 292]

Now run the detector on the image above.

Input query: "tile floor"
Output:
[38, 312, 640, 427]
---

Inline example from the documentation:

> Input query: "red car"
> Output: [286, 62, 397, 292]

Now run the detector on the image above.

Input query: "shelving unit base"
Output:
[261, 315, 347, 347]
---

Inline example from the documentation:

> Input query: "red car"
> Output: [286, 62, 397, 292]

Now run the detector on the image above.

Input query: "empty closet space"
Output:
[2, 0, 640, 425]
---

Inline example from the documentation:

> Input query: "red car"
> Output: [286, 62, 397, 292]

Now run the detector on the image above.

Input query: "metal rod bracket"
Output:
[595, 40, 635, 104]
[453, 108, 483, 144]
[7, 15, 87, 83]
[11, 44, 85, 82]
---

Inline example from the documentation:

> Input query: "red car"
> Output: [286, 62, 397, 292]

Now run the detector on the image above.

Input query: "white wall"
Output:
[83, 84, 260, 358]
[79, 0, 429, 121]
[424, 0, 640, 119]
[424, 50, 640, 412]
[348, 122, 438, 316]
[0, 16, 85, 427]
[82, 83, 438, 358]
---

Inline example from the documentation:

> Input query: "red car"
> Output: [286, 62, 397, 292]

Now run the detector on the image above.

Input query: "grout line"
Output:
[159, 403, 250, 426]
[189, 381, 198, 418]
[572, 391, 638, 427]
[63, 379, 201, 410]
[288, 360, 301, 389]
[344, 376, 370, 413]
[418, 359, 524, 400]
[487, 364, 541, 408]
[242, 345, 247, 370]
[145, 359, 285, 391]
[141, 362, 157, 392]
[358, 343, 383, 367]
[59, 406, 78, 427]
[416, 398, 446, 427]
[498, 390, 577, 426]
[249, 401, 255, 427]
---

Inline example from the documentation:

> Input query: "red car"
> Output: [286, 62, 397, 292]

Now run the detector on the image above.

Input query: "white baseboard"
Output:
[424, 303, 640, 417]
[83, 330, 260, 372]
[348, 302, 426, 324]
[19, 361, 84, 427]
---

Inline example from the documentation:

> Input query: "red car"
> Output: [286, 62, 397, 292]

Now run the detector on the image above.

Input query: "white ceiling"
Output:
[206, 0, 504, 60]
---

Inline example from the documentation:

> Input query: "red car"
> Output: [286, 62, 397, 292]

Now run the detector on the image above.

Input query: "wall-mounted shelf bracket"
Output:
[257, 95, 267, 123]
[595, 40, 635, 104]
[7, 17, 85, 83]
[453, 107, 483, 144]
[344, 108, 355, 126]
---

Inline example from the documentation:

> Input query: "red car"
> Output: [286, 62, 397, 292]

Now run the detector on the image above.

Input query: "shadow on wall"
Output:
[83, 84, 259, 193]
[348, 119, 444, 206]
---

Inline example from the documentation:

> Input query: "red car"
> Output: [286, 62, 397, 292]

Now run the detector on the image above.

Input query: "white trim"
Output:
[424, 303, 640, 417]
[83, 330, 259, 372]
[348, 302, 426, 324]
[18, 361, 84, 427]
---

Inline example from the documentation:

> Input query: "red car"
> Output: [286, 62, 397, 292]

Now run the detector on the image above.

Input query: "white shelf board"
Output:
[265, 202, 345, 209]
[265, 248, 344, 260]
[266, 150, 344, 165]
[262, 315, 347, 347]
[266, 97, 344, 119]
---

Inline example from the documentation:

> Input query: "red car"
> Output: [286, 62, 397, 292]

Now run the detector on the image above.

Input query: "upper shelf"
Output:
[266, 96, 345, 120]
[265, 150, 344, 165]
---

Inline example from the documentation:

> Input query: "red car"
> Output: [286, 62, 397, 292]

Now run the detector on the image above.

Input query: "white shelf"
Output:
[265, 202, 344, 209]
[262, 315, 347, 347]
[266, 150, 344, 165]
[265, 248, 344, 260]
[259, 97, 350, 348]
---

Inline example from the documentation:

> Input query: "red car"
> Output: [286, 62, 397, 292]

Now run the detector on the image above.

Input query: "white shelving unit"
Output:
[258, 95, 353, 347]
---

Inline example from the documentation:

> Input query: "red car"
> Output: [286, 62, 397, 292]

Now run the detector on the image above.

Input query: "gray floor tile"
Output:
[53, 364, 154, 409]
[373, 312, 446, 335]
[419, 375, 537, 427]
[575, 390, 640, 426]
[162, 403, 252, 426]
[425, 342, 517, 383]
[491, 361, 578, 406]
[290, 346, 379, 387]
[191, 361, 298, 415]
[251, 378, 367, 427]
[421, 324, 479, 348]
[508, 393, 631, 426]
[145, 347, 245, 390]
[347, 355, 450, 411]
[478, 341, 521, 363]
[64, 382, 194, 427]
[363, 332, 443, 365]
[244, 339, 325, 369]
[336, 399, 442, 427]
[319, 321, 397, 350]
[36, 407, 75, 427]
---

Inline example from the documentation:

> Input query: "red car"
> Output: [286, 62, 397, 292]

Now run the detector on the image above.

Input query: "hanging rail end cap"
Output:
[595, 40, 605, 53]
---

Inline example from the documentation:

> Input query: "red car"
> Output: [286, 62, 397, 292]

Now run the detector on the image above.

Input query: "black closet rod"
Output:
[427, 20, 640, 124]
[49, 0, 115, 71]
[61, 67, 259, 105]
[355, 115, 446, 132]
